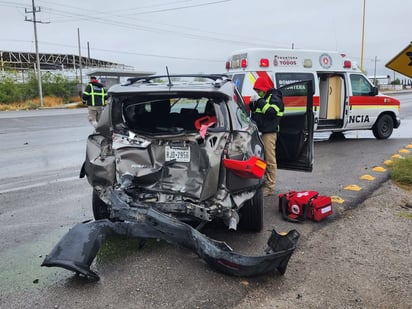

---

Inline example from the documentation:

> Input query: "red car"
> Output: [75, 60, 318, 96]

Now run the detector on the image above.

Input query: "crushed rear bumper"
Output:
[42, 189, 299, 280]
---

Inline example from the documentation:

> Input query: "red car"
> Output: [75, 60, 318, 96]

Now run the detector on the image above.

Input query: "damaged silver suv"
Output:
[84, 74, 313, 230]
[42, 74, 314, 280]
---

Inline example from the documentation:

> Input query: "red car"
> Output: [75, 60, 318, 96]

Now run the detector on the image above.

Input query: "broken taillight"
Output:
[223, 156, 266, 179]
[217, 258, 242, 270]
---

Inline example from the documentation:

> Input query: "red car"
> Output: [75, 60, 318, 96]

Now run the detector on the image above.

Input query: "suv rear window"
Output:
[122, 97, 217, 134]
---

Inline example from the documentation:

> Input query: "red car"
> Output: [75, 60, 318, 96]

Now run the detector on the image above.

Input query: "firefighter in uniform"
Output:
[249, 77, 284, 196]
[82, 76, 108, 128]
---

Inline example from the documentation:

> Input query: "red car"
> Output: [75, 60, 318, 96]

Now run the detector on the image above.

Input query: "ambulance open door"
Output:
[276, 80, 314, 172]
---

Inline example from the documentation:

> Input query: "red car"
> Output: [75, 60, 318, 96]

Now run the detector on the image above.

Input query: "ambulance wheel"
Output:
[239, 187, 263, 232]
[329, 132, 346, 141]
[92, 190, 110, 220]
[372, 114, 393, 139]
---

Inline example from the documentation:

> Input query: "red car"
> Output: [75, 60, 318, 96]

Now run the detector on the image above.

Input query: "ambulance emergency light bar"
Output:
[225, 57, 353, 70]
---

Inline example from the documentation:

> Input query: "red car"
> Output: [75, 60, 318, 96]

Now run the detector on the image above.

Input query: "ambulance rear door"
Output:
[276, 80, 314, 172]
[275, 72, 318, 130]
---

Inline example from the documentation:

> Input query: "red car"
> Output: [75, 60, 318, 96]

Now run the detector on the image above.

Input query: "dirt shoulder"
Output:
[234, 180, 412, 309]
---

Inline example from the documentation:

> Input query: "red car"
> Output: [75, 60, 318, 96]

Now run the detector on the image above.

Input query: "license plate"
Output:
[165, 146, 190, 162]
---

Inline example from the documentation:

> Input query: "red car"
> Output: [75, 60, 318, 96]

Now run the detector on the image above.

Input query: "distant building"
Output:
[0, 50, 128, 71]
[367, 75, 391, 86]
[0, 50, 155, 88]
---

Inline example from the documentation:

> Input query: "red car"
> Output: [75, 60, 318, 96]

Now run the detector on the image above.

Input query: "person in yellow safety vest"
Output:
[249, 76, 284, 197]
[82, 76, 108, 128]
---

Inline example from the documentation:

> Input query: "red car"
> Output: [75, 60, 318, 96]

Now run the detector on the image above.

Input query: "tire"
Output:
[329, 132, 346, 141]
[92, 190, 110, 220]
[239, 187, 264, 232]
[372, 114, 393, 139]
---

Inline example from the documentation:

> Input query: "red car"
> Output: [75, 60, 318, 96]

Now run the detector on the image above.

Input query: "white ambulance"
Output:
[225, 48, 401, 139]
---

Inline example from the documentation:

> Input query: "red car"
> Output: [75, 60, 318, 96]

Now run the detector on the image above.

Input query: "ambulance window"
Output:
[276, 73, 314, 95]
[350, 74, 373, 96]
[276, 73, 314, 89]
[232, 74, 245, 92]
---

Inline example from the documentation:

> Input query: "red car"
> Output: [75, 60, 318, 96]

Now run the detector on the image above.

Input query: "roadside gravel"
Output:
[234, 180, 412, 309]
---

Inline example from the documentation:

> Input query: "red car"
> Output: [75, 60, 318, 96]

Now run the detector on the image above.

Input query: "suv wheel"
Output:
[92, 190, 110, 220]
[239, 187, 263, 232]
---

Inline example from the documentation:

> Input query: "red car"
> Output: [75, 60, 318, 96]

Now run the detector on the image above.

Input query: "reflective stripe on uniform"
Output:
[254, 94, 284, 116]
[84, 83, 106, 106]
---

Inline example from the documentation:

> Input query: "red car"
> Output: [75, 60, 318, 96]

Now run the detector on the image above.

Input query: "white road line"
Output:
[0, 176, 79, 194]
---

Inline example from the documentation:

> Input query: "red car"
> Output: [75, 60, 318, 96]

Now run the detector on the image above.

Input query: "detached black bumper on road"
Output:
[42, 189, 300, 280]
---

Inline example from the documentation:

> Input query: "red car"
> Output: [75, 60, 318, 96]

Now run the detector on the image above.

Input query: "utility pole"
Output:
[77, 28, 83, 88]
[87, 41, 91, 66]
[372, 56, 380, 86]
[360, 0, 366, 72]
[25, 0, 48, 107]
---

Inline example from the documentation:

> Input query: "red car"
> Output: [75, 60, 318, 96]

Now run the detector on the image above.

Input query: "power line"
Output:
[0, 1, 27, 8]
[1, 0, 291, 69]
[38, 0, 232, 17]
[115, 0, 232, 16]
[24, 0, 49, 107]
[32, 39, 224, 62]
[1, 1, 286, 56]
[32, 1, 279, 49]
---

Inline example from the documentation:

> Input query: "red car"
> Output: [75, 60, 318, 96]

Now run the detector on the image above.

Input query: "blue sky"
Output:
[0, 0, 411, 78]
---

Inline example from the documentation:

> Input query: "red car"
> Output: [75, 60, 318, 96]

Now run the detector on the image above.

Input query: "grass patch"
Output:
[390, 155, 412, 188]
[0, 96, 82, 111]
[398, 212, 412, 219]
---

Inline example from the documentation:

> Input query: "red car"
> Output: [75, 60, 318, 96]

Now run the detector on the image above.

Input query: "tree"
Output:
[0, 71, 78, 105]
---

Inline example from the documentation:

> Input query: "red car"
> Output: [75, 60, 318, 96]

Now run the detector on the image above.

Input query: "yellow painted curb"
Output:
[406, 144, 412, 149]
[384, 159, 393, 166]
[392, 154, 403, 159]
[399, 149, 410, 154]
[344, 184, 362, 191]
[372, 166, 386, 172]
[360, 174, 375, 181]
[331, 196, 345, 204]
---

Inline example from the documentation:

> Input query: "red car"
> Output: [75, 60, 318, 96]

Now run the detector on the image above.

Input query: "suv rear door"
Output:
[276, 80, 314, 172]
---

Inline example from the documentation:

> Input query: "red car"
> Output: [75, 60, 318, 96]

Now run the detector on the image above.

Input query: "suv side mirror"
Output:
[371, 86, 379, 96]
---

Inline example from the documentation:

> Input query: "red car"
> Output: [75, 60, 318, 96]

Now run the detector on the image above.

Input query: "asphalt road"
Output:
[0, 95, 411, 308]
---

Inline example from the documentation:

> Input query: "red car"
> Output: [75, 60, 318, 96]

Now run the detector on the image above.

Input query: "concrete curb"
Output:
[39, 102, 85, 109]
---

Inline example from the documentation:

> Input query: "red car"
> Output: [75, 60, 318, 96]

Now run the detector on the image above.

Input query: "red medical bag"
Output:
[278, 190, 332, 222]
